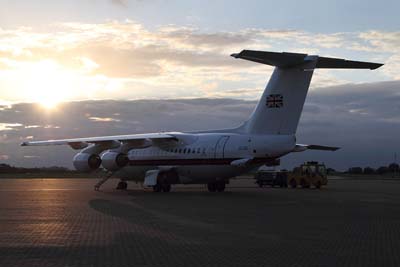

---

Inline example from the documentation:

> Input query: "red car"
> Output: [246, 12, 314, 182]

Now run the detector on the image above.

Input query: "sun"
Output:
[24, 60, 72, 109]
[39, 97, 59, 109]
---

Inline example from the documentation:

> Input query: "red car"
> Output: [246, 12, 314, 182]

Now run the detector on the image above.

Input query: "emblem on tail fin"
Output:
[266, 94, 283, 108]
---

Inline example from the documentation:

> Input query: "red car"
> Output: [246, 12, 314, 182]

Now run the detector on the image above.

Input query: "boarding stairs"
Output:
[94, 171, 114, 191]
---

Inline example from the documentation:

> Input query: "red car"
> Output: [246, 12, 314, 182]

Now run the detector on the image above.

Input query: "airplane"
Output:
[21, 50, 383, 192]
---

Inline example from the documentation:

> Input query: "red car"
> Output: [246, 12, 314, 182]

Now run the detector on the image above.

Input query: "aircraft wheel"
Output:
[162, 183, 171, 192]
[116, 181, 127, 190]
[216, 182, 225, 192]
[207, 183, 216, 192]
[153, 184, 162, 192]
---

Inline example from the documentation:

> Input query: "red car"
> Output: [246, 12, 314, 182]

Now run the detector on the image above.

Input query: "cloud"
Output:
[0, 123, 23, 131]
[89, 116, 121, 122]
[358, 31, 400, 53]
[23, 155, 40, 159]
[111, 0, 128, 6]
[0, 21, 398, 104]
[0, 154, 9, 160]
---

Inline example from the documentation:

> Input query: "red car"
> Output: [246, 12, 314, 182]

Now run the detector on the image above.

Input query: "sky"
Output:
[0, 0, 399, 169]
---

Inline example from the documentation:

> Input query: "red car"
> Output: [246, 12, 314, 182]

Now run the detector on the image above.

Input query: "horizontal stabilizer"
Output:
[306, 145, 340, 151]
[293, 144, 340, 152]
[231, 50, 383, 70]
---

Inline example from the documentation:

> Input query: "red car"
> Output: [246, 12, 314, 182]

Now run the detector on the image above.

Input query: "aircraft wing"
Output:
[21, 133, 179, 149]
[293, 144, 340, 152]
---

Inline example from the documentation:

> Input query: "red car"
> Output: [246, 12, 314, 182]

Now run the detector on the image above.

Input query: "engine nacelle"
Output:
[101, 151, 129, 171]
[73, 153, 102, 172]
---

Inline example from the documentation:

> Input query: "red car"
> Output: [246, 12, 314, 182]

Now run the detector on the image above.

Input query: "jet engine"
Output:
[101, 151, 129, 171]
[73, 153, 102, 172]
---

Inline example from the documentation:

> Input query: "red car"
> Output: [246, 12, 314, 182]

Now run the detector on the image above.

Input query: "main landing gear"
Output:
[152, 182, 171, 193]
[116, 181, 128, 190]
[207, 181, 226, 192]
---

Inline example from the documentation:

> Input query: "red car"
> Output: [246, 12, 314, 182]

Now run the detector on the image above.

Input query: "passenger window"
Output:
[178, 149, 182, 153]
[192, 149, 195, 154]
[183, 148, 187, 154]
[188, 148, 191, 153]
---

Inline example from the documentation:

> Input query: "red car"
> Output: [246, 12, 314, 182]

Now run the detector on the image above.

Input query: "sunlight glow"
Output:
[0, 57, 127, 108]
[25, 60, 71, 109]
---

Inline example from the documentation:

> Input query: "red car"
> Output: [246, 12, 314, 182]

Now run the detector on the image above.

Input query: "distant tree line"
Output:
[0, 163, 72, 174]
[347, 163, 399, 175]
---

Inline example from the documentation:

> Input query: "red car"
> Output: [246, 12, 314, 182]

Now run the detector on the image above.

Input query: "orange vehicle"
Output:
[288, 161, 328, 189]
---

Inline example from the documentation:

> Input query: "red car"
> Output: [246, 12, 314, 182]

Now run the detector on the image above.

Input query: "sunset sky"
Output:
[0, 0, 400, 169]
[1, 0, 399, 106]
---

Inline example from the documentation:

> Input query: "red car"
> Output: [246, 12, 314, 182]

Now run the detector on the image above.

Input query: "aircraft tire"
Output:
[216, 182, 225, 192]
[116, 181, 128, 190]
[207, 183, 216, 192]
[162, 183, 171, 192]
[153, 184, 162, 192]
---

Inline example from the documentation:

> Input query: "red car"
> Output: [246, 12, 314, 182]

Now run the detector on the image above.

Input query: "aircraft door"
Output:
[214, 136, 230, 158]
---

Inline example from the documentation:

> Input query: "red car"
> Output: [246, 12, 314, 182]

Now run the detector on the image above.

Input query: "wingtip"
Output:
[20, 142, 28, 146]
[231, 53, 239, 58]
[371, 63, 384, 70]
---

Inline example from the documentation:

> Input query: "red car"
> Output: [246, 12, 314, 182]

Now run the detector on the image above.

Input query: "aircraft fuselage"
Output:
[116, 133, 296, 184]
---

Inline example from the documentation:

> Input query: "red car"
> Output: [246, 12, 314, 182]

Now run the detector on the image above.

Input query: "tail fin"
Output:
[232, 50, 383, 135]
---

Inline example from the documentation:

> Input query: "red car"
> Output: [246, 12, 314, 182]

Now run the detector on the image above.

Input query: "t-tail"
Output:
[231, 50, 383, 135]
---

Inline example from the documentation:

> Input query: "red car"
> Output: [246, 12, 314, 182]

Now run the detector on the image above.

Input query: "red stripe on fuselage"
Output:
[128, 157, 271, 166]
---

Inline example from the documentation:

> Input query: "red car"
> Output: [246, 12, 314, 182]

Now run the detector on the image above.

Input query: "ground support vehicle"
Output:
[287, 161, 327, 189]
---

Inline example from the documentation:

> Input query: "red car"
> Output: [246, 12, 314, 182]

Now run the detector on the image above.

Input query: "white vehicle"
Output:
[21, 50, 382, 192]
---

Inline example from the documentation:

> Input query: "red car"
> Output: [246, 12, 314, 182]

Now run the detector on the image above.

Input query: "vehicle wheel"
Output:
[162, 183, 171, 192]
[315, 181, 322, 189]
[207, 183, 216, 192]
[300, 179, 309, 189]
[290, 179, 297, 188]
[153, 184, 162, 192]
[216, 182, 225, 192]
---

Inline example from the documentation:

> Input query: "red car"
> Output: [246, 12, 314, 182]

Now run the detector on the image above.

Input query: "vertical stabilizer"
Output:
[231, 50, 383, 135]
